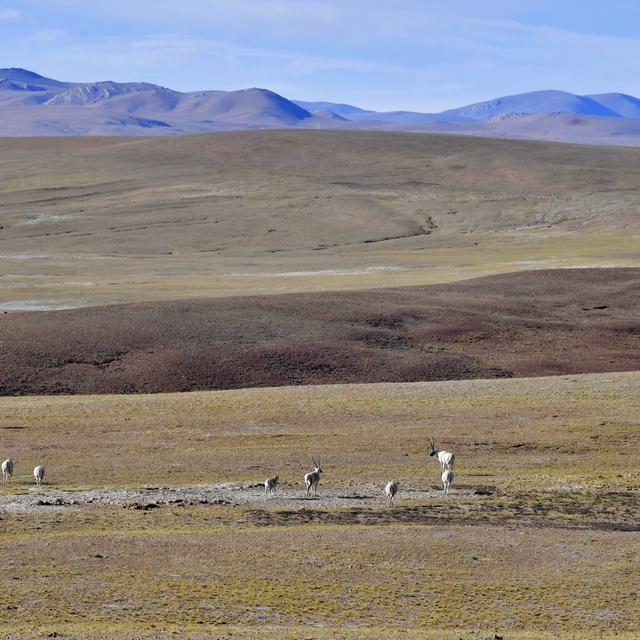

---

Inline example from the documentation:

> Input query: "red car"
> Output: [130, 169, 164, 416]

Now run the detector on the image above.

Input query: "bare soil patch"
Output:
[3, 482, 637, 532]
[0, 481, 462, 514]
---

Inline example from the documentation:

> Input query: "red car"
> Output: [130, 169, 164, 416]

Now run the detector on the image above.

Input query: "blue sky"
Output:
[1, 1, 640, 111]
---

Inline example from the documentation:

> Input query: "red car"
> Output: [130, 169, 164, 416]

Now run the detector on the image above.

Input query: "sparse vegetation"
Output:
[1, 373, 638, 637]
[1, 268, 638, 395]
[2, 130, 639, 638]
[0, 131, 639, 310]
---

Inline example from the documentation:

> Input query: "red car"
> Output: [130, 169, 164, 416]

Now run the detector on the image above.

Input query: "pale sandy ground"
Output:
[0, 481, 470, 513]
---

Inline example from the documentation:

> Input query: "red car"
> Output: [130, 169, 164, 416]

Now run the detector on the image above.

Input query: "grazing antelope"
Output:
[33, 465, 45, 486]
[429, 437, 455, 470]
[384, 480, 398, 507]
[304, 458, 322, 497]
[2, 458, 14, 483]
[264, 475, 279, 499]
[442, 468, 454, 495]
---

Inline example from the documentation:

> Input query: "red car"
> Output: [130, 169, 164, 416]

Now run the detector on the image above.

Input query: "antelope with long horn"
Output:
[429, 437, 455, 471]
[304, 458, 322, 497]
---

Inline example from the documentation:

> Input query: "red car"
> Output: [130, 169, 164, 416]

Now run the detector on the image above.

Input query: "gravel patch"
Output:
[0, 482, 464, 513]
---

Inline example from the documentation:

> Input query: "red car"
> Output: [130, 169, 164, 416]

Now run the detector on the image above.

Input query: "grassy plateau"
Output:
[1, 130, 639, 638]
[1, 373, 639, 638]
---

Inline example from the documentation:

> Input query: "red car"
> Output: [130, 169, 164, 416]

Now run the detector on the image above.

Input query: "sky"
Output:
[1, 1, 640, 111]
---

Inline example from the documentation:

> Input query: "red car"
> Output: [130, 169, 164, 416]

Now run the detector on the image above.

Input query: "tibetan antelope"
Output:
[264, 475, 279, 499]
[304, 458, 322, 497]
[2, 458, 14, 483]
[442, 468, 454, 495]
[33, 465, 45, 486]
[429, 437, 455, 470]
[384, 480, 398, 507]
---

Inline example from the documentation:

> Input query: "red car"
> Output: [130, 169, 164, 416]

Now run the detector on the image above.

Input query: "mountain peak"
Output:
[442, 89, 622, 121]
[1, 67, 45, 77]
[0, 68, 68, 88]
[1, 69, 640, 144]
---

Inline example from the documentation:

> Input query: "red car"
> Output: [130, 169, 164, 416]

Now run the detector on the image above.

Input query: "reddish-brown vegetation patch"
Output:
[0, 268, 638, 395]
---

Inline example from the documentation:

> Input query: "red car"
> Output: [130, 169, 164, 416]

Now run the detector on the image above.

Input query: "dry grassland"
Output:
[1, 372, 639, 638]
[1, 131, 639, 309]
[2, 129, 639, 639]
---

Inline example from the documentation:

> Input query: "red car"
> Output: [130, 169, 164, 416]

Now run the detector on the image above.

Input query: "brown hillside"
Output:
[0, 268, 638, 395]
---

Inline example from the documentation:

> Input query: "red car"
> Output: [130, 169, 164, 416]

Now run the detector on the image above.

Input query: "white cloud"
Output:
[3, 1, 640, 110]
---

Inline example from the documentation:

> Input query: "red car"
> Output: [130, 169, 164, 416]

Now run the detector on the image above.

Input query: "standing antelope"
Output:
[33, 465, 45, 486]
[384, 480, 398, 507]
[304, 458, 322, 497]
[2, 458, 14, 483]
[264, 475, 279, 499]
[442, 468, 454, 495]
[429, 437, 455, 470]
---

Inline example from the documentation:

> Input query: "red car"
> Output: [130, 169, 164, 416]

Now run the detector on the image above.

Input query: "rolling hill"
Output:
[440, 89, 621, 120]
[3, 68, 640, 143]
[1, 129, 639, 312]
[1, 268, 638, 395]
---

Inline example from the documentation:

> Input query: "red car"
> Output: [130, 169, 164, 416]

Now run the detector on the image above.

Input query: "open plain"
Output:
[1, 130, 639, 638]
[1, 373, 639, 639]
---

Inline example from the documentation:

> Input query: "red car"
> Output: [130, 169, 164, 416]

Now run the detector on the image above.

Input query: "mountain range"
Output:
[2, 68, 640, 144]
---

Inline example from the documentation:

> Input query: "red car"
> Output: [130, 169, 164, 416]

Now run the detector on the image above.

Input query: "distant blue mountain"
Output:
[0, 67, 313, 132]
[3, 68, 640, 144]
[293, 100, 376, 119]
[586, 93, 640, 120]
[441, 90, 621, 121]
[298, 90, 640, 123]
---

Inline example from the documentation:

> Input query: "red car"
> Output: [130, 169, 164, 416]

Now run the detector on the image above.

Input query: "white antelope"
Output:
[429, 437, 455, 470]
[264, 475, 279, 499]
[2, 458, 14, 483]
[33, 465, 45, 486]
[441, 468, 454, 495]
[384, 480, 398, 507]
[304, 458, 322, 497]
